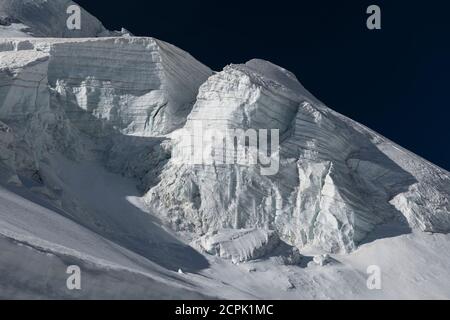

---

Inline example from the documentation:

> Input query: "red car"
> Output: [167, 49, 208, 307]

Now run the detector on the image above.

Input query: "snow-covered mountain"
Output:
[0, 0, 449, 299]
[0, 0, 116, 38]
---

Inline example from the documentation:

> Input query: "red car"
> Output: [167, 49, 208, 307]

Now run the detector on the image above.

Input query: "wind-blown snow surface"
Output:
[0, 0, 450, 299]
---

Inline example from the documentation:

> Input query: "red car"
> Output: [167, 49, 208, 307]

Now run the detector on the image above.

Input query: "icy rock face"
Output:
[0, 0, 110, 38]
[148, 59, 450, 253]
[193, 229, 280, 264]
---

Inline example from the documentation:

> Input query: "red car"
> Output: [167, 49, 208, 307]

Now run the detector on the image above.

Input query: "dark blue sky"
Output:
[77, 0, 450, 170]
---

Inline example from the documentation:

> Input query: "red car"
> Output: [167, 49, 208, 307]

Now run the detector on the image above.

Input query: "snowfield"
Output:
[0, 0, 449, 299]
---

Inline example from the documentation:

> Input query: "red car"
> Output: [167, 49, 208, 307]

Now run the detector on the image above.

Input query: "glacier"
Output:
[0, 0, 449, 299]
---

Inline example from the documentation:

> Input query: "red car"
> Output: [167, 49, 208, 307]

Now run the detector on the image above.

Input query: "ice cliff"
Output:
[146, 59, 450, 253]
[1, 0, 450, 299]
